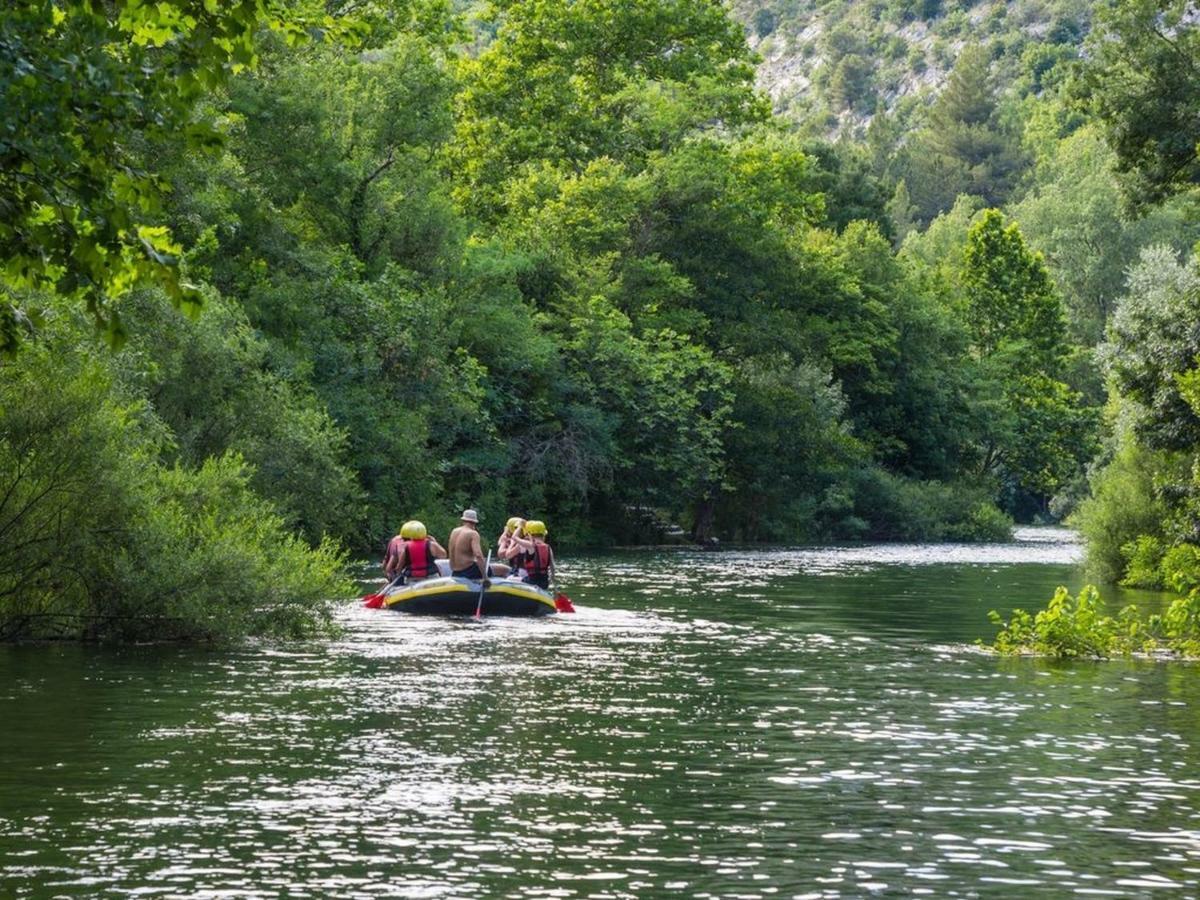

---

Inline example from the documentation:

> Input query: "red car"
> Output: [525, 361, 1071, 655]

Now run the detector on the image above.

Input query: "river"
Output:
[2, 527, 1198, 897]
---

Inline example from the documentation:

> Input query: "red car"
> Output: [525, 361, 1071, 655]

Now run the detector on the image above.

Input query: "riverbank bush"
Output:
[0, 327, 350, 642]
[105, 456, 350, 642]
[986, 584, 1200, 660]
[1071, 441, 1170, 584]
[848, 469, 1013, 542]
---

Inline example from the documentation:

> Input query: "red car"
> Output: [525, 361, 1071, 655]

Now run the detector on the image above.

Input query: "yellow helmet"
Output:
[400, 520, 427, 540]
[505, 516, 525, 535]
[525, 519, 547, 537]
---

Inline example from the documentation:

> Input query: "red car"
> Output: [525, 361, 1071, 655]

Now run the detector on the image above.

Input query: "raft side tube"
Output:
[382, 576, 556, 617]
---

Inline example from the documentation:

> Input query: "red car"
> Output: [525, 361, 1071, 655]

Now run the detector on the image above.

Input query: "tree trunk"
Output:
[692, 496, 715, 542]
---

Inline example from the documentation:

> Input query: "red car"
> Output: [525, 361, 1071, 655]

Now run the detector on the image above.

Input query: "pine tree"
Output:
[903, 45, 1025, 222]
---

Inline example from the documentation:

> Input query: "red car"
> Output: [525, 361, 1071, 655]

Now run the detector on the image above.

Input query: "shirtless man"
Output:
[448, 509, 510, 580]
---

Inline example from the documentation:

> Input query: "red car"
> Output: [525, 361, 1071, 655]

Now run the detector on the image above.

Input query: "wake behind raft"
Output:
[365, 560, 573, 617]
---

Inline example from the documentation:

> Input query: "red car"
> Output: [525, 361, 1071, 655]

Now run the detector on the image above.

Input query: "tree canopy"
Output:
[7, 0, 1182, 639]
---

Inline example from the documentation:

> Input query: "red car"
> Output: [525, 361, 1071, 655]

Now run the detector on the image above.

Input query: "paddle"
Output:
[551, 570, 576, 614]
[362, 573, 403, 609]
[473, 550, 492, 620]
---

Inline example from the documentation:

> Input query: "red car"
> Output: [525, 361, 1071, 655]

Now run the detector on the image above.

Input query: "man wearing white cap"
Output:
[449, 509, 510, 580]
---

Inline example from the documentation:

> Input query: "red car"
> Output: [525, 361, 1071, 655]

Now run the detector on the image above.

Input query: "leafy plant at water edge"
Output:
[986, 585, 1147, 659]
[986, 583, 1200, 660]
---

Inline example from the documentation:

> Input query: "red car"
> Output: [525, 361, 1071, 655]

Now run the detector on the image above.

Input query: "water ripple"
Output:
[1, 528, 1197, 897]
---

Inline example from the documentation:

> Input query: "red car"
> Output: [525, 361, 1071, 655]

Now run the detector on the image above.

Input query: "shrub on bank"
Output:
[1071, 441, 1169, 584]
[105, 456, 350, 641]
[848, 468, 1014, 542]
[985, 583, 1200, 659]
[0, 337, 350, 643]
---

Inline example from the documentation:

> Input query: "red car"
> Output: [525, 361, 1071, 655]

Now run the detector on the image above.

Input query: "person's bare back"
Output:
[448, 525, 483, 572]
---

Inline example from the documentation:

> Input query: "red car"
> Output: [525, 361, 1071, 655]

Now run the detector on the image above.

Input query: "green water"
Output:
[2, 527, 1198, 898]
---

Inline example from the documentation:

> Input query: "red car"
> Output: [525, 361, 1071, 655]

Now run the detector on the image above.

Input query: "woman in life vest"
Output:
[499, 516, 533, 577]
[496, 516, 522, 560]
[383, 520, 447, 583]
[521, 520, 554, 589]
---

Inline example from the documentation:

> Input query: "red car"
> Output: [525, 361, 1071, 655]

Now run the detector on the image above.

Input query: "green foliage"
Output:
[108, 454, 349, 642]
[0, 0, 363, 353]
[117, 290, 363, 542]
[1078, 0, 1200, 209]
[1067, 223, 1200, 598]
[1011, 125, 1200, 344]
[962, 209, 1066, 362]
[802, 141, 895, 236]
[450, 0, 767, 221]
[719, 355, 857, 540]
[987, 580, 1200, 660]
[848, 469, 1013, 542]
[986, 585, 1146, 658]
[753, 8, 778, 37]
[827, 53, 877, 114]
[955, 211, 1096, 506]
[1103, 245, 1200, 452]
[4, 0, 1121, 650]
[0, 321, 350, 642]
[895, 45, 1026, 222]
[1072, 438, 1169, 584]
[0, 330, 151, 630]
[229, 36, 458, 274]
[1119, 534, 1166, 589]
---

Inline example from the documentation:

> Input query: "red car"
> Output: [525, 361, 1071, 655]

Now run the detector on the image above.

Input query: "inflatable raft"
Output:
[381, 572, 558, 617]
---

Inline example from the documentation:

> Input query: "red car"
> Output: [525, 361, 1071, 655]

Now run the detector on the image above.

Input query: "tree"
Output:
[0, 307, 348, 641]
[1011, 125, 1200, 344]
[229, 37, 458, 275]
[1079, 0, 1200, 209]
[449, 0, 767, 221]
[0, 1, 358, 352]
[718, 355, 857, 540]
[962, 209, 1068, 364]
[803, 140, 895, 236]
[753, 8, 778, 37]
[902, 45, 1025, 222]
[959, 210, 1094, 504]
[886, 179, 918, 245]
[1103, 245, 1200, 452]
[932, 43, 996, 128]
[828, 54, 876, 114]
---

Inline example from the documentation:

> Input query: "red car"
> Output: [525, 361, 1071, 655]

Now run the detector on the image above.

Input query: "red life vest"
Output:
[405, 539, 438, 578]
[526, 543, 551, 577]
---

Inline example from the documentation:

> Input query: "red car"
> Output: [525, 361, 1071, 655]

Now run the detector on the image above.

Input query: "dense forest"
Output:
[2, 0, 1199, 640]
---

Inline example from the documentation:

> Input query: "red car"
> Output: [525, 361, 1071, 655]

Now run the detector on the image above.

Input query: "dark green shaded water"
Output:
[3, 527, 1198, 897]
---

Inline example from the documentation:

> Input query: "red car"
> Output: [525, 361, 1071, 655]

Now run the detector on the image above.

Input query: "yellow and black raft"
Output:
[382, 575, 558, 617]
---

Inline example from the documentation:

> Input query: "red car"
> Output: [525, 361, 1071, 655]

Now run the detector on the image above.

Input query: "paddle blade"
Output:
[554, 593, 576, 613]
[363, 594, 385, 609]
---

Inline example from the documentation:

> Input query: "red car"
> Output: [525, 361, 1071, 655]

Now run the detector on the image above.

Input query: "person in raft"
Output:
[497, 516, 523, 557]
[383, 520, 447, 583]
[498, 516, 533, 577]
[521, 520, 555, 589]
[449, 509, 511, 580]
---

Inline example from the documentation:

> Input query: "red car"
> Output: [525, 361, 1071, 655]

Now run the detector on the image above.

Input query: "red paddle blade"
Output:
[363, 594, 385, 609]
[554, 593, 576, 613]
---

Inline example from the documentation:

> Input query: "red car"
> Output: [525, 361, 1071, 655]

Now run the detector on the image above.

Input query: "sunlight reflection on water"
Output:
[3, 528, 1199, 898]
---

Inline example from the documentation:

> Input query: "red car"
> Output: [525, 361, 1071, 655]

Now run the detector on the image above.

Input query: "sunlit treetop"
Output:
[450, 0, 769, 222]
[0, 0, 370, 353]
